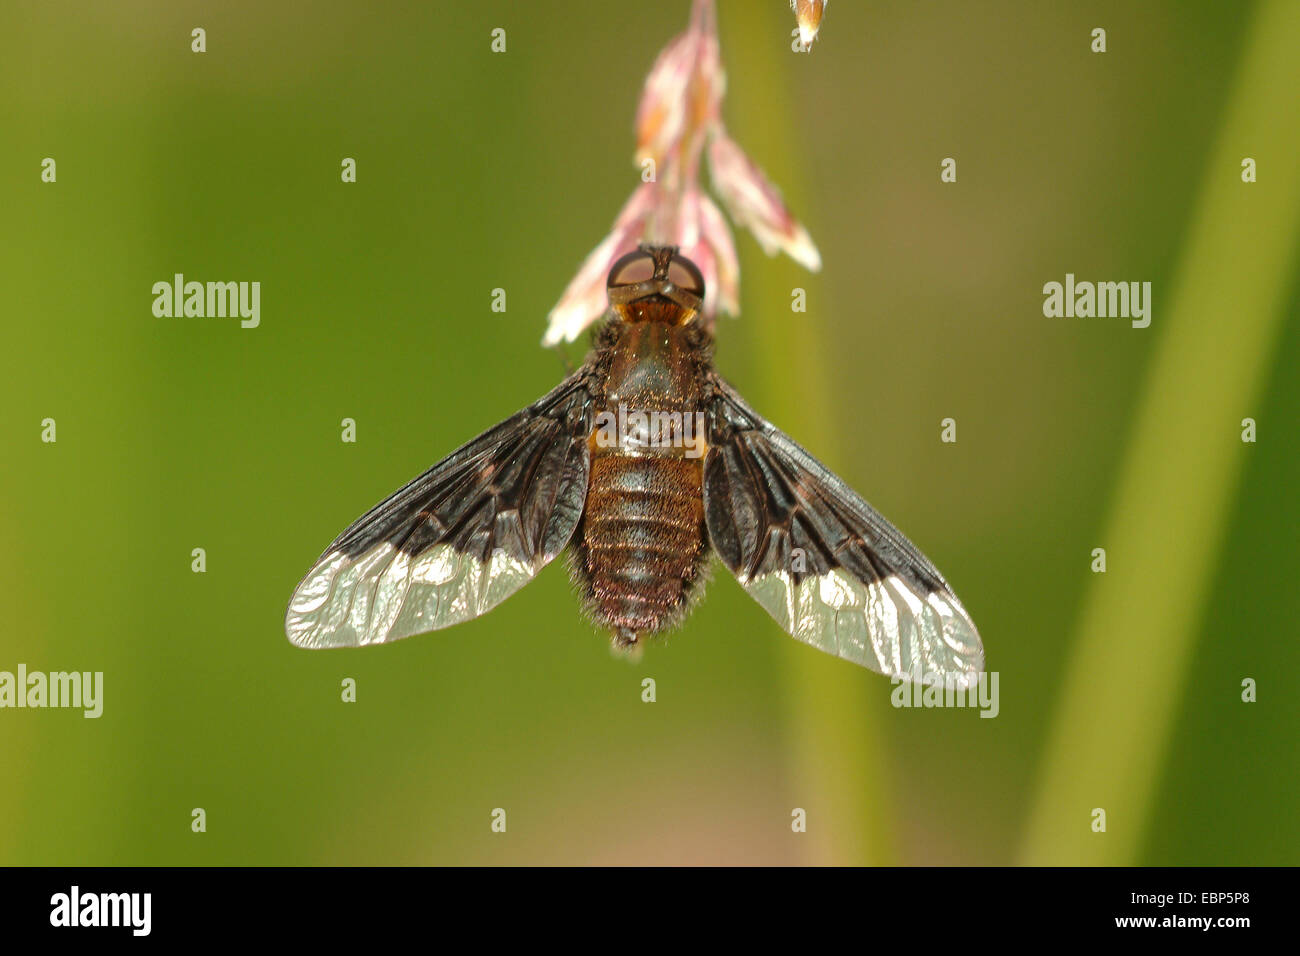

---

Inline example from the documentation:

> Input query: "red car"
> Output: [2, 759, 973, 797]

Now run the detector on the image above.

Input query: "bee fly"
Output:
[286, 245, 984, 684]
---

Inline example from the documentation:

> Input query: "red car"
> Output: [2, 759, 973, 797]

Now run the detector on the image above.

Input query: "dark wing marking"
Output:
[285, 370, 594, 648]
[703, 375, 983, 685]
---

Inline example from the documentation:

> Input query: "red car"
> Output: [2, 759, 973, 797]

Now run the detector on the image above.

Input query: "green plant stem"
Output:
[1019, 0, 1300, 865]
[724, 2, 893, 865]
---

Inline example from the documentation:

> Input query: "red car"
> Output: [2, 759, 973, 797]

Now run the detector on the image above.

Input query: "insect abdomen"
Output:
[577, 454, 706, 641]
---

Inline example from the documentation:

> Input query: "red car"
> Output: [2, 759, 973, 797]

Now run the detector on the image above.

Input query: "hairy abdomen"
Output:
[575, 454, 706, 641]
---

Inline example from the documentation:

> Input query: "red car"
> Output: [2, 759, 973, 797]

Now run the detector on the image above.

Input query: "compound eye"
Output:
[667, 255, 705, 298]
[608, 250, 656, 289]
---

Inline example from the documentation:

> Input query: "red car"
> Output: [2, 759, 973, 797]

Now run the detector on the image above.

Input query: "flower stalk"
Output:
[544, 0, 821, 346]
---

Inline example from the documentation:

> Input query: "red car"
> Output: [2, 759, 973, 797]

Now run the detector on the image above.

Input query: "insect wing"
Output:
[286, 370, 594, 648]
[703, 376, 984, 685]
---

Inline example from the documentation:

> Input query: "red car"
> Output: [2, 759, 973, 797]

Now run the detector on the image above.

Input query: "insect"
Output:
[286, 245, 984, 685]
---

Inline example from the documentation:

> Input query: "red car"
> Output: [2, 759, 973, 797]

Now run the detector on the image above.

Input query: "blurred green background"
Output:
[2, 0, 1296, 865]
